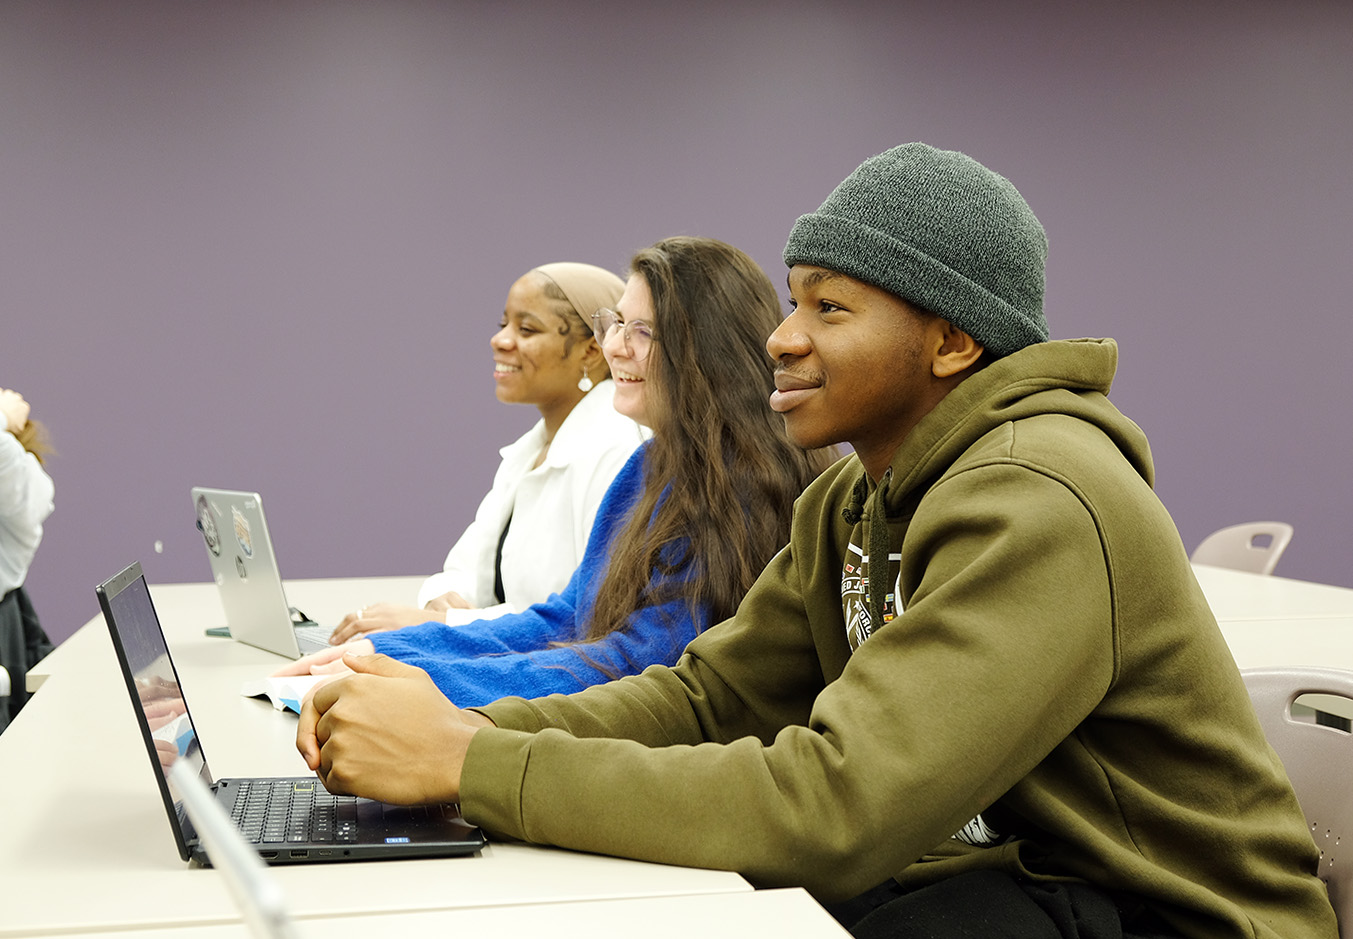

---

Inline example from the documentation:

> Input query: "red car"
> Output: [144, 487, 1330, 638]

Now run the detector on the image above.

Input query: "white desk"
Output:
[1193, 564, 1353, 671]
[1214, 617, 1353, 672]
[1193, 564, 1353, 624]
[26, 576, 430, 693]
[63, 889, 848, 939]
[3, 576, 756, 938]
[10, 565, 1352, 936]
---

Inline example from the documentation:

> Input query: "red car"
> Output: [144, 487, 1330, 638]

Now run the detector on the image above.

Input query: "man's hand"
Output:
[295, 651, 493, 804]
[328, 603, 441, 644]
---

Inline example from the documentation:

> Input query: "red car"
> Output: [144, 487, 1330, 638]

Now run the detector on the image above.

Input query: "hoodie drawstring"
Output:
[842, 474, 868, 525]
[868, 468, 893, 630]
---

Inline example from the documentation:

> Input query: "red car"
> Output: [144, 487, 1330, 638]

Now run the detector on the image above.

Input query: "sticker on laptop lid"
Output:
[195, 495, 221, 557]
[232, 505, 254, 558]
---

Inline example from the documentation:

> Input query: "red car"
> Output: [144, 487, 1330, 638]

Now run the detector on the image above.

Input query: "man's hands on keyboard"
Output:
[296, 651, 492, 805]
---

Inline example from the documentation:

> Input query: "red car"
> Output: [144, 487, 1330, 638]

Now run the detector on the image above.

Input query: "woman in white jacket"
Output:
[0, 387, 55, 731]
[328, 263, 647, 643]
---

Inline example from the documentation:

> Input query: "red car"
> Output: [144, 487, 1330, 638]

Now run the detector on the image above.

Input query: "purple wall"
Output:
[4, 0, 1351, 645]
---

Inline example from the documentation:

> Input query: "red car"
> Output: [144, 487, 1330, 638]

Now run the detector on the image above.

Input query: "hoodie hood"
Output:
[844, 338, 1151, 524]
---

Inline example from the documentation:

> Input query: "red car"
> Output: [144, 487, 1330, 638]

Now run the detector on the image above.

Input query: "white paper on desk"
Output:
[239, 675, 323, 714]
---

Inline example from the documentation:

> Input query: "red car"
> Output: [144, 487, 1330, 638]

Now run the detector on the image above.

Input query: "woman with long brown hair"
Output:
[280, 237, 832, 706]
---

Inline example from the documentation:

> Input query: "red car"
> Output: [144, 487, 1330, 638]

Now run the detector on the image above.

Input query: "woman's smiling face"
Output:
[601, 274, 657, 428]
[490, 272, 589, 410]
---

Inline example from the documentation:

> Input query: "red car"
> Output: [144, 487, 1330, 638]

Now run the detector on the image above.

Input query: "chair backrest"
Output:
[1191, 521, 1294, 575]
[0, 664, 10, 735]
[1242, 666, 1353, 933]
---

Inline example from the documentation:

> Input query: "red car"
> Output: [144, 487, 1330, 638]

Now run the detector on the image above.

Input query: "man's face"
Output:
[768, 265, 942, 479]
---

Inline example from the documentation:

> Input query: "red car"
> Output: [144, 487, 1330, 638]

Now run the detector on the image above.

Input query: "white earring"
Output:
[578, 371, 594, 393]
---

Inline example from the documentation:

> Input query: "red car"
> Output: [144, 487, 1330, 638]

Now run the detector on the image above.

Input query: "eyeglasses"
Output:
[591, 308, 656, 361]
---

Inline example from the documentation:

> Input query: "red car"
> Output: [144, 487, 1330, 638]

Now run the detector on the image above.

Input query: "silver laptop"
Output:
[98, 561, 486, 867]
[192, 487, 330, 658]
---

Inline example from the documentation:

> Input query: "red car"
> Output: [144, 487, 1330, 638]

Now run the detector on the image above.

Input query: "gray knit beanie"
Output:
[783, 143, 1048, 357]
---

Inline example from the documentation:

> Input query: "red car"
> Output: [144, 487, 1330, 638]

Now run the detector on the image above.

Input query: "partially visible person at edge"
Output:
[295, 145, 1334, 938]
[0, 387, 55, 732]
[327, 262, 647, 642]
[279, 236, 834, 708]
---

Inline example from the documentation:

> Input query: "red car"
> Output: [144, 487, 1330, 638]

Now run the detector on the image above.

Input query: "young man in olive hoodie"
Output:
[298, 144, 1337, 938]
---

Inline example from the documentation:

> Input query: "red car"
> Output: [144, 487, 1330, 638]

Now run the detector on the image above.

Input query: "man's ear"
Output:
[931, 321, 985, 379]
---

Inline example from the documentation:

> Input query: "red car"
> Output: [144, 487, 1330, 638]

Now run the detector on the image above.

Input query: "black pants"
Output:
[827, 871, 1180, 939]
[0, 586, 54, 733]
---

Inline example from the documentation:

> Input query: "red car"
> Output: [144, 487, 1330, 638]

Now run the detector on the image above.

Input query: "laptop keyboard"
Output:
[229, 779, 461, 846]
[293, 623, 332, 652]
[231, 779, 358, 844]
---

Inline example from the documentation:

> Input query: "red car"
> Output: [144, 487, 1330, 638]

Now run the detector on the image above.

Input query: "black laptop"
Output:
[96, 561, 485, 865]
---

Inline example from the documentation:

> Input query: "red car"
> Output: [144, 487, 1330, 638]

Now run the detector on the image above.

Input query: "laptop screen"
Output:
[98, 560, 486, 867]
[98, 562, 210, 860]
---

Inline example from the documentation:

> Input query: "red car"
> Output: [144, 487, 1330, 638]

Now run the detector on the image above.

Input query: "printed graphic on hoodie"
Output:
[841, 540, 902, 652]
[842, 538, 1002, 847]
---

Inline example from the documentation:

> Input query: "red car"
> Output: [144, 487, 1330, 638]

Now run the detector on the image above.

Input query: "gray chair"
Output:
[1191, 521, 1294, 575]
[0, 664, 9, 734]
[1242, 666, 1353, 933]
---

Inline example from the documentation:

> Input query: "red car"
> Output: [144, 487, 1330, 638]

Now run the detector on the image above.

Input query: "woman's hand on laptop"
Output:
[271, 639, 376, 677]
[296, 651, 493, 804]
[328, 603, 443, 644]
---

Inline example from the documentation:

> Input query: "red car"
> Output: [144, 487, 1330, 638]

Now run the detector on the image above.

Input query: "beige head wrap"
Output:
[531, 262, 626, 334]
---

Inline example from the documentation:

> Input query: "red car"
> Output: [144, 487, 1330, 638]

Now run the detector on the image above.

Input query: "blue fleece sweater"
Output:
[370, 442, 704, 707]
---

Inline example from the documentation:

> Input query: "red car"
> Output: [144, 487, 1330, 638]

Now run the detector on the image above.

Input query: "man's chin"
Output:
[781, 414, 837, 453]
